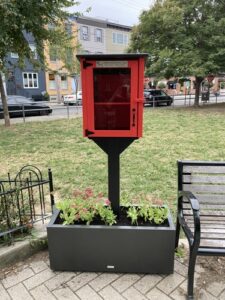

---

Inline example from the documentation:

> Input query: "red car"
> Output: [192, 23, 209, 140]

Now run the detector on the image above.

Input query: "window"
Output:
[81, 26, 89, 41]
[49, 73, 56, 89]
[66, 48, 73, 65]
[61, 75, 68, 89]
[117, 33, 123, 44]
[49, 46, 58, 62]
[29, 44, 37, 59]
[65, 23, 72, 36]
[95, 28, 103, 42]
[23, 73, 38, 88]
[11, 52, 19, 59]
[124, 35, 129, 45]
[112, 32, 129, 45]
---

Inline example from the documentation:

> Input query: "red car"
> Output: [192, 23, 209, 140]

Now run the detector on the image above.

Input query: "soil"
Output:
[195, 256, 225, 297]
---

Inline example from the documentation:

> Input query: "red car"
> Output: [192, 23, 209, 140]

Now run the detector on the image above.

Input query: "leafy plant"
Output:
[127, 207, 138, 225]
[124, 194, 169, 225]
[56, 188, 117, 226]
[57, 189, 169, 227]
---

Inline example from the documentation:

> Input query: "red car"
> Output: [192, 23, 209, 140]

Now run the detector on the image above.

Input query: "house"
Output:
[44, 20, 79, 102]
[76, 16, 132, 54]
[76, 16, 106, 54]
[105, 21, 131, 54]
[5, 32, 46, 99]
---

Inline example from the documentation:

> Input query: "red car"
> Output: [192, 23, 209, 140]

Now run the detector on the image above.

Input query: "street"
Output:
[1, 94, 225, 125]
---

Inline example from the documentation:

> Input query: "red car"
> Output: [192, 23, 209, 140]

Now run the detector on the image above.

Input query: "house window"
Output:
[23, 73, 38, 88]
[29, 44, 37, 59]
[117, 33, 123, 44]
[61, 75, 68, 89]
[124, 35, 129, 45]
[65, 23, 72, 36]
[49, 46, 58, 62]
[95, 28, 103, 42]
[49, 73, 56, 89]
[112, 32, 129, 45]
[81, 26, 89, 41]
[11, 53, 19, 59]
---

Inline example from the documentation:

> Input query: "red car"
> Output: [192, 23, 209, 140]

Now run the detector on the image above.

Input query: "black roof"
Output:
[76, 53, 148, 60]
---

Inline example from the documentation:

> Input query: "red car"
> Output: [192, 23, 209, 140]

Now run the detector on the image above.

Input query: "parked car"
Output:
[63, 91, 82, 105]
[144, 89, 173, 106]
[0, 95, 52, 118]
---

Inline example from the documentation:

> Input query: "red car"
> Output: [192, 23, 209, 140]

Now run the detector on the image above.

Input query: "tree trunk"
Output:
[194, 76, 204, 106]
[0, 72, 10, 127]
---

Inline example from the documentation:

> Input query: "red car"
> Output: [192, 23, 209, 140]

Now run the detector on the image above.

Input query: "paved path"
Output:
[0, 250, 224, 300]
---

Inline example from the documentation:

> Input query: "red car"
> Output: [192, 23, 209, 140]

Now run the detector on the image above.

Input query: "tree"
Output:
[0, 0, 79, 126]
[128, 0, 225, 106]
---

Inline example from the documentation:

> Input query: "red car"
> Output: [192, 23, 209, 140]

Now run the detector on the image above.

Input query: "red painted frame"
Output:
[78, 54, 147, 138]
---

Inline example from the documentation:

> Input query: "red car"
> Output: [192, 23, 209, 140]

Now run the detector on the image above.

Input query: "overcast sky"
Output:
[70, 0, 155, 26]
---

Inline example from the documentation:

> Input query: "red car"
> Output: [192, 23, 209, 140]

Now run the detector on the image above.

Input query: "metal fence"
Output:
[0, 102, 82, 123]
[144, 92, 225, 108]
[1, 93, 225, 124]
[0, 165, 54, 244]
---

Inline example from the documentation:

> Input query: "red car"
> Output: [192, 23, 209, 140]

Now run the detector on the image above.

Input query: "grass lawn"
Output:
[1, 104, 225, 213]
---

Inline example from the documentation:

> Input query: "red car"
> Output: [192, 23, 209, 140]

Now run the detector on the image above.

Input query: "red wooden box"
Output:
[77, 54, 148, 138]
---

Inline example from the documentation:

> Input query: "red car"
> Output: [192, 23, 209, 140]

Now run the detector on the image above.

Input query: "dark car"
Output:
[144, 89, 173, 106]
[0, 95, 52, 118]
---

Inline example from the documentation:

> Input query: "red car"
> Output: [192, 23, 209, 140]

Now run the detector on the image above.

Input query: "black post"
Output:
[108, 151, 120, 215]
[91, 137, 136, 216]
[48, 168, 55, 212]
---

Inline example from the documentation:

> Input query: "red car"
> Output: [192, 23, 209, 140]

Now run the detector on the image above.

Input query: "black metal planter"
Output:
[47, 208, 175, 274]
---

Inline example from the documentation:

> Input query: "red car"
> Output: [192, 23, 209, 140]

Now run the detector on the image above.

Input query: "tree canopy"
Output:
[0, 0, 79, 126]
[129, 0, 225, 105]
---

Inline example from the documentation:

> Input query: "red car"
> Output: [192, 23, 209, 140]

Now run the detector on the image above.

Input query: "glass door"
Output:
[84, 60, 138, 137]
[94, 68, 131, 130]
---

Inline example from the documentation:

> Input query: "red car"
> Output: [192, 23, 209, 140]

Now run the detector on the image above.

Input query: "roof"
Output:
[76, 53, 148, 60]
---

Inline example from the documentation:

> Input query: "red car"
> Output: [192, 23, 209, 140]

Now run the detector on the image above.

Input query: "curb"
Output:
[0, 223, 48, 270]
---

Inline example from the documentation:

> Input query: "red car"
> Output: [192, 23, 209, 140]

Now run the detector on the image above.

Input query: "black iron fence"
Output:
[1, 93, 225, 124]
[0, 165, 54, 244]
[144, 92, 225, 108]
[0, 102, 82, 123]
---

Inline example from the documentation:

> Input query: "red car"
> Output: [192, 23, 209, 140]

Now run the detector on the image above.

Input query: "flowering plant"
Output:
[56, 189, 169, 227]
[56, 188, 116, 226]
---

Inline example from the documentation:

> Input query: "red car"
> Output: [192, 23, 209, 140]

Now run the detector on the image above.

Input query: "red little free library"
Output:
[77, 53, 148, 138]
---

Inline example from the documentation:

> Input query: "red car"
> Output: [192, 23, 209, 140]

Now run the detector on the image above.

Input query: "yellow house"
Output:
[45, 20, 78, 102]
[105, 22, 131, 54]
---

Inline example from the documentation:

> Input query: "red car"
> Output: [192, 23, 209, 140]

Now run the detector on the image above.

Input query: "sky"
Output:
[70, 0, 155, 26]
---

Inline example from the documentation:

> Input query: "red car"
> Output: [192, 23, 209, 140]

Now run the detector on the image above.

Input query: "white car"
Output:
[63, 91, 82, 105]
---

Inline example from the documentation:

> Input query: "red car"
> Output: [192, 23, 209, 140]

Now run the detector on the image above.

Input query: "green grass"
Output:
[1, 104, 225, 211]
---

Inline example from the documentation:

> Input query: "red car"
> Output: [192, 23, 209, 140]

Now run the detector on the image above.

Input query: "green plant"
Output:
[128, 205, 168, 225]
[127, 207, 138, 225]
[56, 188, 117, 226]
[175, 245, 185, 259]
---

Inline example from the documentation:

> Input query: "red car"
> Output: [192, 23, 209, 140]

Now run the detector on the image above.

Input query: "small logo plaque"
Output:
[96, 61, 128, 68]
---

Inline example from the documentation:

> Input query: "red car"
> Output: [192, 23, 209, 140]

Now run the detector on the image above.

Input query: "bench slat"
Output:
[200, 239, 225, 248]
[183, 165, 225, 174]
[182, 194, 225, 204]
[183, 175, 225, 184]
[183, 184, 225, 193]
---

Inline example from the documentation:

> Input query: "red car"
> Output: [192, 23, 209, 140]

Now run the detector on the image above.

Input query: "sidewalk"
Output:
[1, 246, 224, 299]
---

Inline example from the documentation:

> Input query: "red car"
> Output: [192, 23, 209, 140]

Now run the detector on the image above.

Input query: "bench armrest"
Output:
[177, 190, 200, 246]
[178, 191, 200, 211]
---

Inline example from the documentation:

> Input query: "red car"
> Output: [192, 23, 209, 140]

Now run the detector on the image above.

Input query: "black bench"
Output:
[175, 160, 225, 299]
